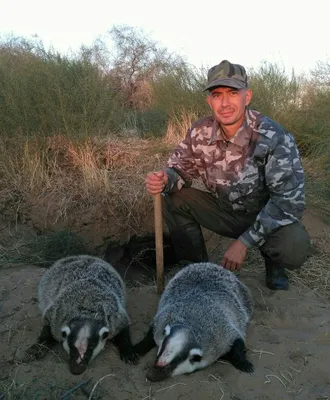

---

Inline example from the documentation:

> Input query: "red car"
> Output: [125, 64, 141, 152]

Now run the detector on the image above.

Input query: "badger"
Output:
[133, 262, 254, 381]
[24, 255, 138, 374]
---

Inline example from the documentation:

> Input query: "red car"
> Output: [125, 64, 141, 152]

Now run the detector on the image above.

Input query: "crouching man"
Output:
[145, 59, 312, 291]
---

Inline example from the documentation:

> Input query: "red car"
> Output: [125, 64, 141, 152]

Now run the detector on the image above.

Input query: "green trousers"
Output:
[162, 187, 312, 270]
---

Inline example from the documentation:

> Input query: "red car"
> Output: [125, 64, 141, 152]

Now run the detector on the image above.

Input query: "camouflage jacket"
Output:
[163, 108, 305, 248]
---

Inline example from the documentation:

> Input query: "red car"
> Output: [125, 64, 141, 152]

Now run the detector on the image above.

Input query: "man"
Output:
[145, 59, 312, 290]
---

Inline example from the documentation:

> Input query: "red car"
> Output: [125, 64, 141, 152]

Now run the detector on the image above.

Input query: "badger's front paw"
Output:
[235, 358, 254, 374]
[120, 349, 140, 365]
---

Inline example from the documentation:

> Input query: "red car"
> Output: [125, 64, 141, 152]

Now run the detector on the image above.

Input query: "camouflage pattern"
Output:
[204, 60, 248, 91]
[163, 108, 306, 248]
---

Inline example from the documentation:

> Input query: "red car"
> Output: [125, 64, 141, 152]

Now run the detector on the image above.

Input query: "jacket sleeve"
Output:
[162, 128, 200, 193]
[239, 132, 305, 248]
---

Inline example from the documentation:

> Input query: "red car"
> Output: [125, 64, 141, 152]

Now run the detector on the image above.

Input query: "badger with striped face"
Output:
[133, 262, 255, 382]
[23, 255, 139, 374]
[145, 324, 208, 381]
[60, 318, 111, 375]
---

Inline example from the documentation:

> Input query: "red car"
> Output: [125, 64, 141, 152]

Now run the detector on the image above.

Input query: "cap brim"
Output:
[203, 78, 246, 92]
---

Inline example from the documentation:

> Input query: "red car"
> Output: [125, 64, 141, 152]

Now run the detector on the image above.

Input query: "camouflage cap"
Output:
[203, 60, 248, 91]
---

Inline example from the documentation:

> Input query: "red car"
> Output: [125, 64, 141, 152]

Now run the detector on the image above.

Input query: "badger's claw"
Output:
[120, 350, 140, 365]
[234, 358, 254, 373]
[219, 338, 254, 374]
[112, 326, 140, 365]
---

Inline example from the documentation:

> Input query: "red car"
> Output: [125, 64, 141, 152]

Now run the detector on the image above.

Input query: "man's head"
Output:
[204, 60, 252, 129]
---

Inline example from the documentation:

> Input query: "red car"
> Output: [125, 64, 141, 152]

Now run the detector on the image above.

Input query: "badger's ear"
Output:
[99, 327, 110, 340]
[189, 348, 203, 363]
[61, 326, 71, 339]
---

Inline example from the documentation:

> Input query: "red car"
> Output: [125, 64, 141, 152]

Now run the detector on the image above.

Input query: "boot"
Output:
[169, 222, 209, 266]
[265, 263, 289, 290]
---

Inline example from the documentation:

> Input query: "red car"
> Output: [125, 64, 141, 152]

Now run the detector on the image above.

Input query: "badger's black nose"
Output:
[69, 361, 88, 375]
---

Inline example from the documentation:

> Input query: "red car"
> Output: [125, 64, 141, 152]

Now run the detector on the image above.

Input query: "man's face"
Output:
[206, 87, 252, 126]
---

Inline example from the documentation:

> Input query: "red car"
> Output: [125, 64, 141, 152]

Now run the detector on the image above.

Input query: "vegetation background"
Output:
[0, 24, 329, 266]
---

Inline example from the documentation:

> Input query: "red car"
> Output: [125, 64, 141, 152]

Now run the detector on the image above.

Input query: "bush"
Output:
[0, 31, 329, 223]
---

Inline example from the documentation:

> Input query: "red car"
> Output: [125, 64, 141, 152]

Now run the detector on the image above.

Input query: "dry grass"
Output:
[287, 230, 330, 298]
[0, 229, 87, 267]
[1, 132, 330, 298]
[164, 109, 199, 145]
[302, 154, 330, 222]
[288, 253, 330, 298]
[240, 237, 330, 300]
[0, 134, 173, 240]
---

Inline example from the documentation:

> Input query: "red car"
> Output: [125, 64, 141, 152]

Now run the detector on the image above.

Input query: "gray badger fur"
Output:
[134, 262, 254, 381]
[24, 255, 138, 374]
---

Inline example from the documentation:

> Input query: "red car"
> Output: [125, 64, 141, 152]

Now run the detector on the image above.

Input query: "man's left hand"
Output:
[221, 240, 247, 271]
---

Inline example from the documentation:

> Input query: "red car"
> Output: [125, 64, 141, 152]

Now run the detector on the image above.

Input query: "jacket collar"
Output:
[208, 108, 261, 147]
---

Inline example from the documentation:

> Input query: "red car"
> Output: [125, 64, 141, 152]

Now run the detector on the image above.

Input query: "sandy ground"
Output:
[0, 212, 330, 400]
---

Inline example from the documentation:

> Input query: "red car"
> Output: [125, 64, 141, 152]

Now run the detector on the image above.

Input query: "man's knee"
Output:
[162, 189, 187, 216]
[162, 188, 211, 223]
[163, 187, 201, 209]
[162, 188, 197, 230]
[261, 222, 312, 270]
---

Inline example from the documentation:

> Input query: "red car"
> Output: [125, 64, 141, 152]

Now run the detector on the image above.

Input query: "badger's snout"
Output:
[68, 347, 92, 375]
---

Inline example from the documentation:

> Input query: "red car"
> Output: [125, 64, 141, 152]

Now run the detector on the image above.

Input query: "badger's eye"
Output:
[101, 331, 109, 340]
[61, 326, 71, 339]
[190, 354, 202, 363]
[99, 327, 110, 340]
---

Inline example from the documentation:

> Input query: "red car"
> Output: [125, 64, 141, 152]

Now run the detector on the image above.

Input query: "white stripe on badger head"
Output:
[172, 357, 209, 376]
[91, 337, 107, 362]
[156, 329, 187, 367]
[164, 325, 171, 336]
[157, 325, 171, 356]
[75, 325, 91, 363]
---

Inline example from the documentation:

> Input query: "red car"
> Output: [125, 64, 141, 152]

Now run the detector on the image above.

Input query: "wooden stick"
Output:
[154, 192, 164, 294]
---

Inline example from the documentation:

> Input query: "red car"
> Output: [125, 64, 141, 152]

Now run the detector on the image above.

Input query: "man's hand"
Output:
[145, 170, 168, 195]
[221, 240, 247, 271]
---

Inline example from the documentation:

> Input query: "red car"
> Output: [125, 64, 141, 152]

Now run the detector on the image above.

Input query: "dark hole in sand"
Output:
[102, 232, 179, 286]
